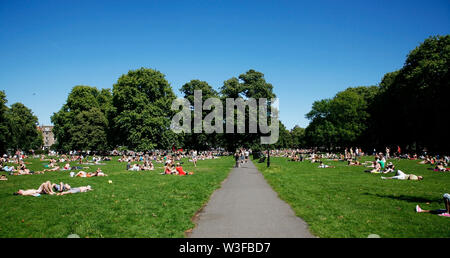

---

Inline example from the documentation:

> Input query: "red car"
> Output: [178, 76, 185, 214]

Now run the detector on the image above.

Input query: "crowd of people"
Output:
[254, 147, 448, 217]
[2, 149, 220, 196]
[234, 149, 251, 168]
[2, 146, 448, 218]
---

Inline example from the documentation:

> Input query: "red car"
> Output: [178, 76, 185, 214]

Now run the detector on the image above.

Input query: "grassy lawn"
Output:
[0, 156, 234, 238]
[254, 156, 450, 238]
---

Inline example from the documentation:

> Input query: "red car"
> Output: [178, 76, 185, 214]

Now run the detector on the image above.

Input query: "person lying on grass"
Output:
[14, 181, 56, 196]
[348, 160, 361, 166]
[56, 185, 92, 196]
[175, 163, 194, 176]
[63, 163, 86, 170]
[381, 170, 423, 181]
[8, 163, 44, 175]
[318, 161, 335, 168]
[12, 170, 44, 175]
[52, 182, 72, 192]
[416, 193, 450, 217]
[128, 163, 140, 171]
[75, 168, 107, 178]
[43, 166, 60, 172]
[0, 174, 7, 181]
[430, 162, 450, 172]
[92, 168, 107, 176]
[2, 165, 16, 172]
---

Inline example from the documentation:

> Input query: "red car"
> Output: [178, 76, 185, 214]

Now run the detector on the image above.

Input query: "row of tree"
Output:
[0, 91, 43, 154]
[302, 35, 449, 153]
[51, 68, 282, 152]
[5, 35, 445, 154]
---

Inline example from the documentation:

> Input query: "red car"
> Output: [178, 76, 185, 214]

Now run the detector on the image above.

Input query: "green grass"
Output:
[255, 156, 450, 238]
[0, 156, 234, 238]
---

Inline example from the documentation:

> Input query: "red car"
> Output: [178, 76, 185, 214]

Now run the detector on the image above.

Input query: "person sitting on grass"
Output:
[365, 162, 381, 173]
[146, 161, 154, 170]
[318, 161, 335, 168]
[18, 163, 28, 171]
[14, 181, 56, 196]
[56, 185, 92, 196]
[381, 170, 423, 181]
[0, 174, 7, 181]
[378, 157, 386, 170]
[416, 193, 450, 217]
[162, 162, 176, 175]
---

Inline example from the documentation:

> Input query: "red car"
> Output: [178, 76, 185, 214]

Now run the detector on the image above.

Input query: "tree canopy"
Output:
[5, 35, 448, 154]
[51, 86, 111, 152]
[111, 68, 179, 151]
[303, 35, 449, 153]
[0, 91, 42, 154]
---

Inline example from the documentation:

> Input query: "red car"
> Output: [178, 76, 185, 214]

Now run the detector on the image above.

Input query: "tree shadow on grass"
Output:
[362, 193, 442, 203]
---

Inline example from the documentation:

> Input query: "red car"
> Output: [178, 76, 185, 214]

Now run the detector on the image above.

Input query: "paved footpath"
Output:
[189, 160, 316, 238]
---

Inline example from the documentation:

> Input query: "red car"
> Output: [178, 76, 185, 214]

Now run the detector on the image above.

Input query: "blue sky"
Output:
[0, 0, 449, 129]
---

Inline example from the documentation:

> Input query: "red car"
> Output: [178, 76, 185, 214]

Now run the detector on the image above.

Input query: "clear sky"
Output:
[1, 0, 449, 129]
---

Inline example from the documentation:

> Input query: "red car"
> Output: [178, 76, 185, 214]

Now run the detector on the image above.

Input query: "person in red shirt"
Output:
[175, 163, 193, 176]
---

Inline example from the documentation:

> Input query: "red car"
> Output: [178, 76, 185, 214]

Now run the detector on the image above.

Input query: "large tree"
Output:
[290, 125, 306, 149]
[304, 86, 378, 150]
[51, 86, 111, 152]
[220, 69, 277, 151]
[274, 121, 292, 149]
[179, 79, 221, 150]
[6, 102, 42, 151]
[0, 91, 10, 154]
[374, 35, 449, 152]
[111, 68, 179, 151]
